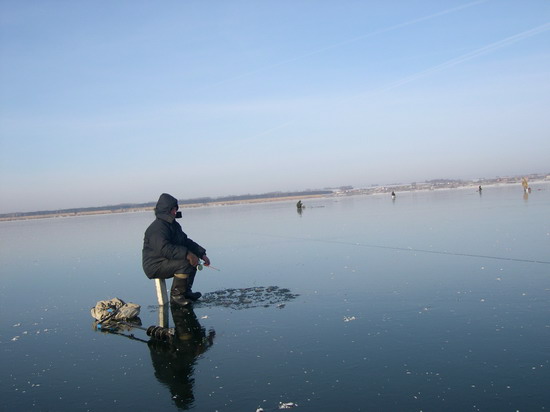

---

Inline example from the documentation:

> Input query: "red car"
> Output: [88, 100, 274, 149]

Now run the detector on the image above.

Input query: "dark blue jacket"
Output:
[142, 193, 206, 278]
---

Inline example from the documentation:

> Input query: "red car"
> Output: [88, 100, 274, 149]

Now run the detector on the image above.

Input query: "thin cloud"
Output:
[378, 21, 550, 93]
[247, 21, 550, 140]
[204, 0, 490, 90]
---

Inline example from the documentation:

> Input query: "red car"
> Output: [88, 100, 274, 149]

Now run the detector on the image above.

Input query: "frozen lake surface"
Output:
[1, 183, 549, 411]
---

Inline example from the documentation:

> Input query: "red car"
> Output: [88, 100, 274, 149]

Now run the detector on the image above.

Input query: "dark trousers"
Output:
[153, 259, 198, 295]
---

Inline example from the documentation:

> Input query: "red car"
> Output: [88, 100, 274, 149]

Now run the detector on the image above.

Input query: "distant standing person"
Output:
[142, 193, 211, 307]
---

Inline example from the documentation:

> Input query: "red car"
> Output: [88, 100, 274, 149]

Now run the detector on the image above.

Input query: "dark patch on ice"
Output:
[196, 286, 299, 310]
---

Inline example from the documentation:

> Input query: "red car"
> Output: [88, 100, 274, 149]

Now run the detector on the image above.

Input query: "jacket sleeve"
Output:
[174, 221, 206, 258]
[184, 237, 206, 258]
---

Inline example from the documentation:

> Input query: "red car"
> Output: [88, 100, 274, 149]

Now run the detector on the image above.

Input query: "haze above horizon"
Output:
[1, 1, 549, 214]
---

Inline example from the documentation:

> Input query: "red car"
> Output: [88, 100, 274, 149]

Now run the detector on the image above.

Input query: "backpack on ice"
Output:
[91, 297, 140, 323]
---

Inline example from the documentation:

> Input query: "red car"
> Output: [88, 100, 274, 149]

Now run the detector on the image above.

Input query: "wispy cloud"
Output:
[377, 22, 550, 93]
[203, 0, 490, 90]
[246, 21, 550, 140]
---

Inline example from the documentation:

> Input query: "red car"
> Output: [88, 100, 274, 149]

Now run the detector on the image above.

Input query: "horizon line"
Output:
[1, 171, 548, 218]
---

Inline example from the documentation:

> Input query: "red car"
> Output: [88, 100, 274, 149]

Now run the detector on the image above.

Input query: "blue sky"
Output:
[1, 1, 549, 213]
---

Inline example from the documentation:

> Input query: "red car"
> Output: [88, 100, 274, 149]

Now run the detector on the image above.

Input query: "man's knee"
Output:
[158, 259, 195, 278]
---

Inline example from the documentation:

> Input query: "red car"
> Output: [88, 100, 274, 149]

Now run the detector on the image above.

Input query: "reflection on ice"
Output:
[148, 306, 215, 410]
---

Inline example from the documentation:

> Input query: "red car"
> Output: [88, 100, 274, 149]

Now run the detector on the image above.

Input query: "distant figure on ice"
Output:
[478, 185, 482, 192]
[391, 191, 396, 199]
[296, 200, 304, 216]
[522, 177, 531, 193]
[142, 193, 211, 307]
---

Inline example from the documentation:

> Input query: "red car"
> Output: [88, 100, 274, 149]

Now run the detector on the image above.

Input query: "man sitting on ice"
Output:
[142, 193, 211, 307]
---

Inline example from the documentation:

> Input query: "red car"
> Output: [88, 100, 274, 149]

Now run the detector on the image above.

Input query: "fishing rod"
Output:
[196, 261, 221, 271]
[96, 319, 175, 342]
[231, 231, 550, 266]
[96, 327, 150, 344]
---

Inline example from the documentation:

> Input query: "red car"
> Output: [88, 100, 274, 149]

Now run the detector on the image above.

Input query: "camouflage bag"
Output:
[91, 297, 140, 323]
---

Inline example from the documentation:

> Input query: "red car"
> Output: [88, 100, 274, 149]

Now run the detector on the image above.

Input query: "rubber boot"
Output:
[184, 271, 202, 301]
[170, 274, 191, 307]
[171, 306, 203, 343]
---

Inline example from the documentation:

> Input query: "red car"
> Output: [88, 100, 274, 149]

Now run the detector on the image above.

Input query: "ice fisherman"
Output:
[142, 193, 211, 307]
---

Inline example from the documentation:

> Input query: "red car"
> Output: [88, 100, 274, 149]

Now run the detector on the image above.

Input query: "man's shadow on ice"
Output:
[147, 305, 215, 410]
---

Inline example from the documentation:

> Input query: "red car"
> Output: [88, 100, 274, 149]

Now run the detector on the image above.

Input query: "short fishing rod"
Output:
[196, 261, 221, 271]
[96, 328, 150, 344]
[96, 319, 174, 342]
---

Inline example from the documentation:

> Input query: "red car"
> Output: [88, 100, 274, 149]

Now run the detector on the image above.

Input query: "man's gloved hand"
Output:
[186, 252, 199, 267]
[202, 254, 211, 266]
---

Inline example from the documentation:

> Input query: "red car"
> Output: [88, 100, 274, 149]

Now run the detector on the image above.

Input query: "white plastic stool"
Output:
[154, 278, 168, 306]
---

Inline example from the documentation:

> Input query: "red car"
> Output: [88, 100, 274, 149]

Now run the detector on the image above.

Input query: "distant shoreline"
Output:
[0, 193, 326, 222]
[1, 176, 548, 222]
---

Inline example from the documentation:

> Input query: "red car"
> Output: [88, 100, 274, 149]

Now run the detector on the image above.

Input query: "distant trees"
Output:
[0, 190, 333, 220]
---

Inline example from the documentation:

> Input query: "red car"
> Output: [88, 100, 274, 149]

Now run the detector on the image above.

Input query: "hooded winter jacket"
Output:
[142, 193, 206, 279]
